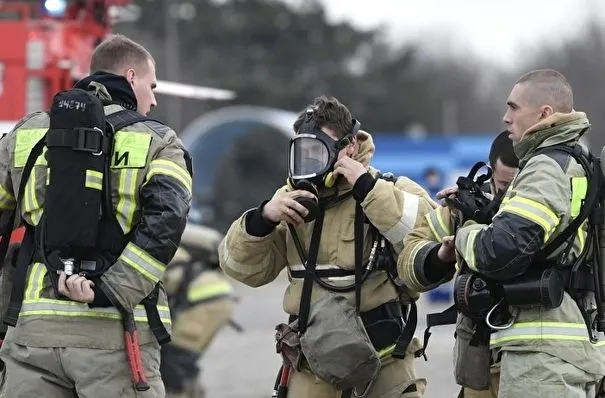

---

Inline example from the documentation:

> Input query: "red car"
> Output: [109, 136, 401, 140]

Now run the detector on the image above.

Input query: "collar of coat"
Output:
[74, 71, 138, 111]
[514, 111, 590, 164]
[329, 130, 376, 195]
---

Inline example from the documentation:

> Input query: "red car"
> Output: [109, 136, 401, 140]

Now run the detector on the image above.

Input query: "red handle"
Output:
[124, 330, 150, 392]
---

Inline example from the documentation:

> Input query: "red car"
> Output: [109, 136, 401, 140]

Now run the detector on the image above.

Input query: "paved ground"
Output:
[202, 271, 458, 398]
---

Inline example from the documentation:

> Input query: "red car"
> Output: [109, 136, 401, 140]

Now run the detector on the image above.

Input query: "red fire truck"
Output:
[0, 0, 236, 134]
[0, 0, 236, 245]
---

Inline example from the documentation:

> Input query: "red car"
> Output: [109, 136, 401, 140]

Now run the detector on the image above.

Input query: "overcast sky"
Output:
[286, 0, 604, 68]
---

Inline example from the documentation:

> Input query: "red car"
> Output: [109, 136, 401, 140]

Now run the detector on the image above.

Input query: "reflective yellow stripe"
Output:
[119, 242, 166, 283]
[499, 196, 559, 241]
[24, 263, 46, 300]
[426, 209, 451, 241]
[0, 183, 15, 209]
[464, 229, 480, 271]
[85, 169, 103, 190]
[490, 321, 589, 346]
[112, 131, 152, 168]
[23, 166, 42, 225]
[116, 168, 139, 233]
[378, 343, 396, 360]
[20, 263, 171, 324]
[20, 300, 171, 324]
[571, 176, 588, 218]
[14, 128, 47, 167]
[407, 240, 433, 290]
[145, 159, 192, 193]
[187, 281, 233, 302]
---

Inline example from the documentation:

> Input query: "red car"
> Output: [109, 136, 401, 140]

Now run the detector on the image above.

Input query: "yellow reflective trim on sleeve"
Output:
[145, 159, 192, 193]
[187, 281, 233, 302]
[464, 229, 480, 272]
[426, 208, 452, 241]
[23, 166, 42, 225]
[406, 240, 433, 290]
[85, 169, 103, 190]
[0, 183, 15, 209]
[119, 242, 166, 283]
[14, 129, 47, 167]
[499, 196, 559, 241]
[111, 131, 152, 169]
[571, 176, 588, 218]
[24, 263, 47, 300]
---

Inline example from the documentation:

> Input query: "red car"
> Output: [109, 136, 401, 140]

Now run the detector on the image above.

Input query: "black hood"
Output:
[74, 71, 138, 111]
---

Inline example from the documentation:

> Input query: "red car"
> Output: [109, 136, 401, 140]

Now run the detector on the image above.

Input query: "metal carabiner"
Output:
[485, 298, 517, 330]
[353, 377, 375, 398]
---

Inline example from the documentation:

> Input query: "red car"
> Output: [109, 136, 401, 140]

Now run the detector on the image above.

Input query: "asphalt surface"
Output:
[202, 271, 458, 398]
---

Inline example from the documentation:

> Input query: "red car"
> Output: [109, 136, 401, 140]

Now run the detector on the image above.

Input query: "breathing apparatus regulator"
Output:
[286, 107, 361, 222]
[445, 161, 500, 229]
[453, 145, 605, 336]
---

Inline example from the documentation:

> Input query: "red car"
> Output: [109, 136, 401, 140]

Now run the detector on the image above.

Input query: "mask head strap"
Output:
[334, 118, 361, 151]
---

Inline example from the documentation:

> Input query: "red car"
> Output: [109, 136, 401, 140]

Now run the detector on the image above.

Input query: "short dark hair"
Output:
[293, 96, 353, 138]
[515, 69, 573, 113]
[90, 34, 154, 74]
[489, 131, 519, 168]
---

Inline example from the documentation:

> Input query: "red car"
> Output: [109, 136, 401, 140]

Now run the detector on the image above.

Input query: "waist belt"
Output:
[289, 268, 356, 279]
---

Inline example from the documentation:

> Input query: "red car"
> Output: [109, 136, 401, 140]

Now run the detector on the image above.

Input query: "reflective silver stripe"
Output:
[116, 168, 138, 234]
[427, 209, 451, 241]
[119, 242, 166, 283]
[25, 263, 46, 300]
[20, 301, 171, 323]
[490, 322, 590, 346]
[85, 170, 103, 190]
[382, 192, 419, 244]
[289, 264, 344, 272]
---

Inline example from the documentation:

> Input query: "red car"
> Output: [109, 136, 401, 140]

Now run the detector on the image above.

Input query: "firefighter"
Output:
[0, 34, 192, 397]
[161, 224, 236, 398]
[219, 95, 437, 398]
[403, 69, 605, 398]
[398, 131, 519, 398]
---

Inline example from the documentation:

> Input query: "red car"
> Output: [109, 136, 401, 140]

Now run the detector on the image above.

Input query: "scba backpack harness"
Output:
[2, 88, 170, 391]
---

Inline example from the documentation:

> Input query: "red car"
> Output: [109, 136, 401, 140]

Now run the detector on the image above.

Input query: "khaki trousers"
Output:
[497, 351, 597, 398]
[0, 339, 164, 398]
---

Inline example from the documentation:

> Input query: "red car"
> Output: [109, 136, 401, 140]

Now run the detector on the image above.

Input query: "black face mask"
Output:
[287, 108, 361, 222]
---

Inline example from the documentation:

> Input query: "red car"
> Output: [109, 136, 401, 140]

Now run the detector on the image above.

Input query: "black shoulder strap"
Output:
[106, 109, 160, 133]
[532, 144, 601, 260]
[297, 205, 326, 334]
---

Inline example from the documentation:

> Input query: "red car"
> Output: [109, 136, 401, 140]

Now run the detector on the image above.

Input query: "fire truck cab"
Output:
[0, 0, 130, 133]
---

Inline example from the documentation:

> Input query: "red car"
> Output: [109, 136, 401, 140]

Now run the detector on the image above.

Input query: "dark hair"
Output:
[90, 34, 154, 74]
[515, 69, 573, 113]
[489, 131, 519, 168]
[293, 96, 353, 138]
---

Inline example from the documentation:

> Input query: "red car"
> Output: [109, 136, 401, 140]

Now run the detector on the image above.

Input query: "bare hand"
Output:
[437, 236, 456, 262]
[333, 156, 367, 186]
[436, 185, 458, 201]
[57, 272, 95, 303]
[262, 190, 317, 225]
